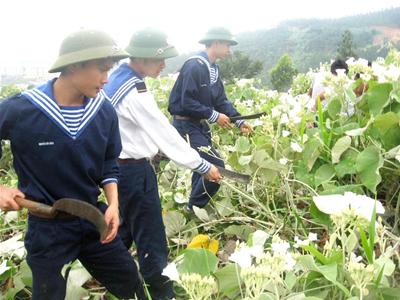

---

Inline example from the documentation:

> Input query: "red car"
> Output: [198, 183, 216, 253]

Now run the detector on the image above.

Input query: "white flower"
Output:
[313, 192, 385, 221]
[280, 113, 289, 124]
[293, 236, 309, 248]
[290, 142, 303, 153]
[271, 241, 290, 254]
[282, 130, 290, 137]
[229, 243, 264, 268]
[350, 252, 363, 263]
[271, 107, 281, 118]
[229, 247, 252, 268]
[385, 65, 400, 81]
[162, 262, 180, 282]
[279, 158, 288, 165]
[308, 232, 318, 242]
[284, 253, 296, 270]
[253, 119, 264, 127]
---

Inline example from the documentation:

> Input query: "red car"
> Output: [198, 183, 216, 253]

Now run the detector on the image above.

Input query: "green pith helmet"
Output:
[49, 29, 129, 73]
[126, 28, 178, 59]
[199, 27, 238, 46]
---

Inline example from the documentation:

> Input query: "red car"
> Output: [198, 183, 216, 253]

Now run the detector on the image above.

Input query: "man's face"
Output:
[143, 58, 166, 78]
[71, 58, 115, 98]
[215, 41, 231, 60]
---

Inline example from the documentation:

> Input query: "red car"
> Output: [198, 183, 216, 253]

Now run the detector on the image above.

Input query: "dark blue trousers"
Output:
[172, 119, 224, 208]
[24, 211, 146, 300]
[118, 160, 174, 300]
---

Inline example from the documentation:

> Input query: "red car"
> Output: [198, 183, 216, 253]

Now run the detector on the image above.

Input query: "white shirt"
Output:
[115, 87, 210, 174]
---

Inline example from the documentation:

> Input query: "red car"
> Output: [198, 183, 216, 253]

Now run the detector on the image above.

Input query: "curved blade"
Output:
[229, 112, 266, 122]
[217, 167, 250, 184]
[53, 198, 108, 241]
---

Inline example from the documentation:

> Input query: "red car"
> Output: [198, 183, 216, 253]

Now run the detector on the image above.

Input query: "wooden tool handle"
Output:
[15, 197, 55, 216]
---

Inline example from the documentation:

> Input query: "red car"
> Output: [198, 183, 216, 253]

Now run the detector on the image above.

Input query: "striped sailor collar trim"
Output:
[22, 80, 105, 139]
[108, 64, 144, 107]
[188, 51, 219, 85]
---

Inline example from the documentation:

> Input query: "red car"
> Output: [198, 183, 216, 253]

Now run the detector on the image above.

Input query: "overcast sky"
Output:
[1, 0, 400, 69]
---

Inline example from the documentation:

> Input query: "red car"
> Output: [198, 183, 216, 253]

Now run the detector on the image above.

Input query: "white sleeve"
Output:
[124, 90, 211, 173]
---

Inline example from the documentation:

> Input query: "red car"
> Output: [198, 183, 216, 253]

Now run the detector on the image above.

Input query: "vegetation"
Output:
[2, 48, 400, 299]
[337, 30, 358, 60]
[219, 51, 263, 84]
[164, 7, 400, 87]
[269, 54, 298, 92]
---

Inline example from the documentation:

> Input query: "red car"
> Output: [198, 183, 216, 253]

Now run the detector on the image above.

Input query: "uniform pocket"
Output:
[24, 218, 57, 260]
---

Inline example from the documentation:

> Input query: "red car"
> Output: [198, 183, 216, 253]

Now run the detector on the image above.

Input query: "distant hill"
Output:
[164, 7, 400, 86]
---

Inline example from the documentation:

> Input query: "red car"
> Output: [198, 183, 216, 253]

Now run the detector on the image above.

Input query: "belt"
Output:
[29, 210, 75, 219]
[174, 115, 201, 121]
[118, 158, 147, 164]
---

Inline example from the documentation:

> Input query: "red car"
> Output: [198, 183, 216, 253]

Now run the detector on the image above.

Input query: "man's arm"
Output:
[124, 91, 222, 182]
[213, 80, 252, 133]
[101, 182, 119, 244]
[100, 109, 122, 243]
[0, 97, 25, 211]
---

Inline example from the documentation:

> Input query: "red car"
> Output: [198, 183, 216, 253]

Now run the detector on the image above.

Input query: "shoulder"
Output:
[181, 58, 207, 77]
[0, 92, 33, 112]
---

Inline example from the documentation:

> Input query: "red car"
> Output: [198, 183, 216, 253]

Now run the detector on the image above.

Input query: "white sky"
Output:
[1, 0, 400, 69]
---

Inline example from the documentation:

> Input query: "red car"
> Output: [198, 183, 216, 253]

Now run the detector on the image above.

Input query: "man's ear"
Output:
[64, 64, 79, 74]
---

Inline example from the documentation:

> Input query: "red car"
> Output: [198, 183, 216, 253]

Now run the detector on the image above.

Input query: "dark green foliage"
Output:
[218, 51, 263, 84]
[337, 30, 357, 59]
[269, 54, 298, 92]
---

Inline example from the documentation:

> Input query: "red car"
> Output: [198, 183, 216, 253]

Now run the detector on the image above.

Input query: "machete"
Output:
[15, 197, 108, 241]
[229, 112, 266, 122]
[217, 167, 250, 184]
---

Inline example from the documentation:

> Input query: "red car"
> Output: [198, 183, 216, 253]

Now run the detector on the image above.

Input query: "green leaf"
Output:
[331, 136, 351, 164]
[215, 198, 235, 217]
[179, 248, 218, 276]
[314, 164, 335, 187]
[327, 97, 342, 119]
[238, 154, 253, 165]
[224, 225, 255, 240]
[294, 161, 315, 187]
[298, 256, 350, 296]
[381, 288, 400, 299]
[374, 112, 400, 135]
[334, 150, 358, 178]
[303, 138, 322, 171]
[19, 260, 32, 288]
[163, 211, 186, 237]
[356, 146, 383, 193]
[303, 244, 328, 265]
[368, 201, 377, 257]
[310, 202, 331, 226]
[366, 82, 393, 116]
[235, 136, 251, 153]
[344, 231, 358, 253]
[285, 271, 297, 290]
[332, 122, 360, 135]
[320, 184, 363, 195]
[252, 150, 270, 167]
[214, 263, 241, 299]
[374, 264, 385, 288]
[358, 224, 373, 264]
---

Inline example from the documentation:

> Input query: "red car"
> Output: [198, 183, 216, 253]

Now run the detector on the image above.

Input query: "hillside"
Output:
[164, 7, 400, 85]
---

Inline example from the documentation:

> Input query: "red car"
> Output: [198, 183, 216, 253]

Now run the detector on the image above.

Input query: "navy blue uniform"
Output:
[0, 79, 145, 299]
[168, 52, 243, 208]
